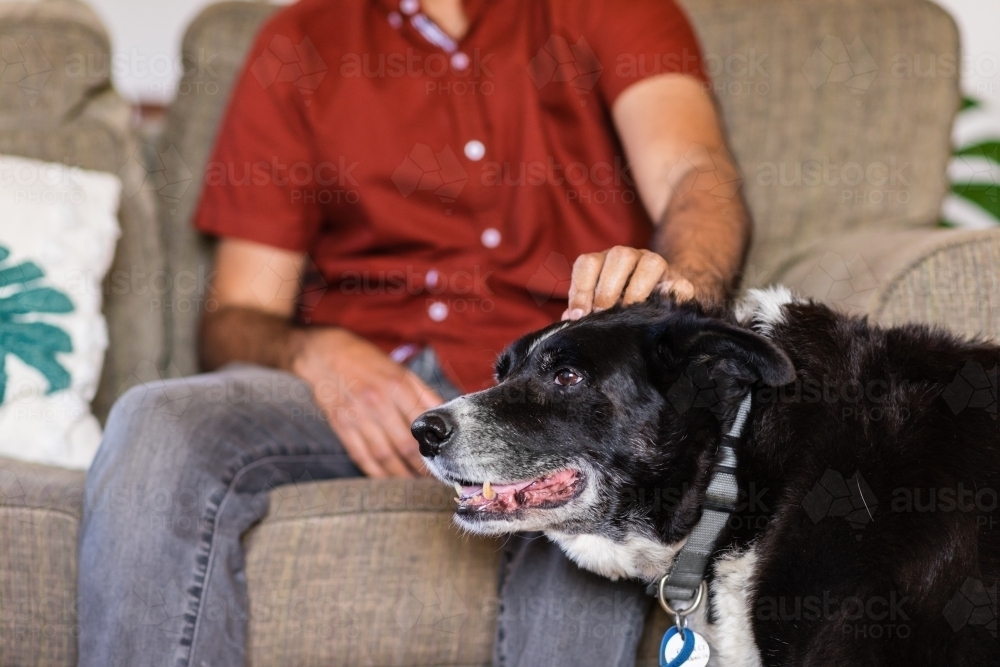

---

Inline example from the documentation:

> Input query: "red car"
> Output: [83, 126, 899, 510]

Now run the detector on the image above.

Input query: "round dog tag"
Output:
[661, 627, 711, 667]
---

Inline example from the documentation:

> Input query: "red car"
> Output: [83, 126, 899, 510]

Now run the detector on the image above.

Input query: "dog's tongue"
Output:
[457, 469, 580, 512]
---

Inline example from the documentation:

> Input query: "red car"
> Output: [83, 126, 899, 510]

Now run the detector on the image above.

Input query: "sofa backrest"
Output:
[158, 0, 960, 376]
[0, 0, 165, 423]
[680, 0, 960, 284]
[157, 1, 280, 377]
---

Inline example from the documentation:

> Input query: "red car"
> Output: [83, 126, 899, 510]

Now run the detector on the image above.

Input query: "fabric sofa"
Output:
[1, 0, 996, 665]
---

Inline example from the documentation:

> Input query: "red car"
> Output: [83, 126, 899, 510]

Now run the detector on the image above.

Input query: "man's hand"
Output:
[291, 328, 442, 478]
[200, 238, 442, 478]
[563, 246, 695, 321]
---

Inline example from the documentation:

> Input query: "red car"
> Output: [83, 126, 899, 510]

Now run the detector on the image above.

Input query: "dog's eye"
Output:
[554, 369, 583, 387]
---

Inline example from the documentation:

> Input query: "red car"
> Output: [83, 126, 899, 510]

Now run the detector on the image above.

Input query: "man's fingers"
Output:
[375, 398, 427, 475]
[593, 246, 641, 310]
[623, 252, 669, 305]
[391, 372, 442, 419]
[336, 426, 388, 479]
[409, 373, 444, 413]
[357, 420, 415, 478]
[660, 276, 696, 302]
[566, 252, 606, 319]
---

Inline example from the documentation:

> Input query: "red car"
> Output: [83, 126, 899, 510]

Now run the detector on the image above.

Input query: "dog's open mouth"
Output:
[452, 469, 583, 516]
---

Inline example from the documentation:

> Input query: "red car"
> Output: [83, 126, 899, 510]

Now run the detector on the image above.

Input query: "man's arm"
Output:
[200, 238, 441, 478]
[565, 74, 750, 317]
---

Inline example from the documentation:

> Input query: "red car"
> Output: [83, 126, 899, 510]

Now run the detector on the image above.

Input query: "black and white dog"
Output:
[412, 287, 999, 667]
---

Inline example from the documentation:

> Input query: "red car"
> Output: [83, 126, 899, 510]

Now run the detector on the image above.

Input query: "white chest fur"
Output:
[546, 531, 686, 582]
[547, 532, 762, 667]
[687, 546, 763, 667]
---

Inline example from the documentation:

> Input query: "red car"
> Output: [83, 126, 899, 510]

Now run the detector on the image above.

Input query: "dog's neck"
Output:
[548, 394, 758, 584]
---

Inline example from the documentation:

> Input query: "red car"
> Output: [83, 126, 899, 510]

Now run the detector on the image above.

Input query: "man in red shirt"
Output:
[78, 0, 749, 665]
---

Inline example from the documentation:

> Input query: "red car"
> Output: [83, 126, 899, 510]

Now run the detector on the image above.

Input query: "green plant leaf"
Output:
[960, 97, 981, 112]
[955, 141, 1000, 164]
[952, 182, 1000, 219]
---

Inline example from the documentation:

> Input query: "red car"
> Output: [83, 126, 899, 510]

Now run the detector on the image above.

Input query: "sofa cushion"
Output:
[244, 478, 503, 667]
[0, 0, 166, 424]
[0, 456, 85, 667]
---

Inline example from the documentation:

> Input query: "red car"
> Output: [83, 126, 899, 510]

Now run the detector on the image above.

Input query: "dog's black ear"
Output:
[656, 314, 796, 388]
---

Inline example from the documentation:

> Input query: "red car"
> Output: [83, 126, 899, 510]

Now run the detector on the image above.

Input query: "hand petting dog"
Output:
[563, 246, 697, 322]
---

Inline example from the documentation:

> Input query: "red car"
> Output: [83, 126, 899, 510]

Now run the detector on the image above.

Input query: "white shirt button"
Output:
[428, 301, 449, 322]
[451, 52, 470, 71]
[400, 0, 419, 16]
[481, 228, 501, 249]
[387, 11, 403, 28]
[426, 269, 440, 289]
[464, 140, 485, 161]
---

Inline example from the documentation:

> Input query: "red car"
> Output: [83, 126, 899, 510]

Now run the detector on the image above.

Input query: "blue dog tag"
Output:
[660, 626, 711, 667]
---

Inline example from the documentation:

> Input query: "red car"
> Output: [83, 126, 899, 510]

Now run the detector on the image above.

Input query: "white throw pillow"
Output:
[0, 154, 121, 469]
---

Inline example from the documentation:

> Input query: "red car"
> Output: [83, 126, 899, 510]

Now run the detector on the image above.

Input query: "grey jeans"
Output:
[78, 353, 649, 667]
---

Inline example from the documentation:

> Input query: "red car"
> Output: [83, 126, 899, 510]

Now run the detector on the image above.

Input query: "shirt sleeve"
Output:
[192, 11, 324, 253]
[581, 0, 709, 107]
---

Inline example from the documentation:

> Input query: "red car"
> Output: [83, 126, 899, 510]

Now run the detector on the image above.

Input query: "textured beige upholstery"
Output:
[0, 458, 84, 667]
[156, 1, 279, 377]
[681, 0, 961, 279]
[779, 228, 1000, 340]
[0, 0, 995, 666]
[244, 479, 503, 667]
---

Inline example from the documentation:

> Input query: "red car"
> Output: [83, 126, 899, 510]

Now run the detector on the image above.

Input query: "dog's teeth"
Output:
[453, 482, 463, 497]
[483, 481, 496, 499]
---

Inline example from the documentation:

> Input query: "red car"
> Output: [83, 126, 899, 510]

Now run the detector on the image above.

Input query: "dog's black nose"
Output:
[411, 411, 455, 458]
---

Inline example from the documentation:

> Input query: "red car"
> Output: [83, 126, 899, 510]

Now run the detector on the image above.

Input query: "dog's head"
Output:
[412, 297, 795, 548]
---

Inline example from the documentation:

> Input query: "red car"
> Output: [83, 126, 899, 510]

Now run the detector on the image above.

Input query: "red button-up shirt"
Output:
[195, 0, 706, 391]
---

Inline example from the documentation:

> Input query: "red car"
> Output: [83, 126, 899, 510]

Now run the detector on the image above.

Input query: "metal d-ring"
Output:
[658, 579, 706, 630]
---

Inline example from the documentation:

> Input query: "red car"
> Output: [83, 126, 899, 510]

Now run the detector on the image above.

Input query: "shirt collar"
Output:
[372, 0, 493, 37]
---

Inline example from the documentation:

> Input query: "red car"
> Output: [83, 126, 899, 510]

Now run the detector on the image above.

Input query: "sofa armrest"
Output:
[243, 478, 504, 667]
[771, 228, 1000, 341]
[0, 457, 86, 667]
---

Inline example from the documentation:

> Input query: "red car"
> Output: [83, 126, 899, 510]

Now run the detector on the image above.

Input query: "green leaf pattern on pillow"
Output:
[0, 245, 75, 403]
